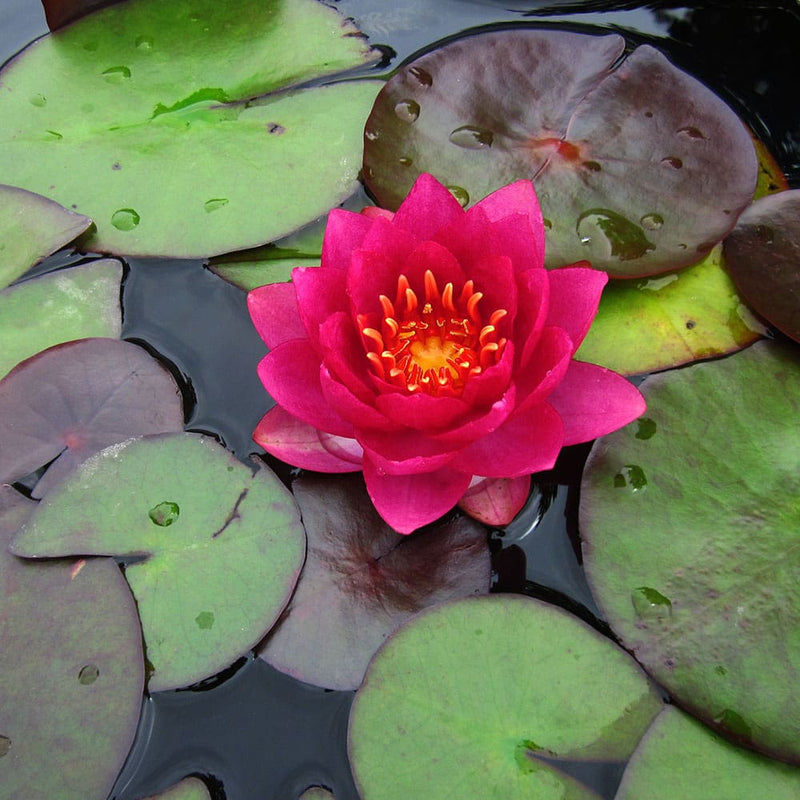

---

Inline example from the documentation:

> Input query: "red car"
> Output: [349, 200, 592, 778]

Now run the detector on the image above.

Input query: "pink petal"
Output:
[546, 266, 608, 351]
[257, 342, 352, 438]
[357, 427, 457, 475]
[360, 206, 395, 221]
[247, 283, 305, 348]
[513, 267, 550, 368]
[293, 266, 347, 349]
[460, 341, 514, 408]
[253, 406, 362, 472]
[432, 388, 516, 447]
[548, 360, 646, 445]
[391, 173, 466, 240]
[320, 365, 395, 430]
[455, 402, 564, 478]
[374, 390, 471, 432]
[514, 326, 574, 412]
[321, 208, 374, 270]
[457, 475, 531, 526]
[347, 246, 412, 320]
[318, 312, 376, 403]
[363, 457, 472, 534]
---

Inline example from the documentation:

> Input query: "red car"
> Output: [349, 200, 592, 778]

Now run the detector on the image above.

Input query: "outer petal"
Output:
[363, 456, 472, 534]
[257, 342, 352, 438]
[318, 312, 377, 403]
[513, 267, 550, 369]
[457, 475, 531, 526]
[321, 207, 374, 270]
[293, 265, 348, 349]
[391, 173, 466, 240]
[360, 206, 395, 221]
[546, 266, 607, 352]
[247, 283, 305, 348]
[253, 406, 362, 473]
[357, 427, 457, 475]
[514, 326, 573, 412]
[320, 365, 395, 430]
[548, 360, 646, 445]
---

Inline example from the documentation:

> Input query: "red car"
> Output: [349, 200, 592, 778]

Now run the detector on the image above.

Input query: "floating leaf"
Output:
[616, 706, 800, 800]
[724, 190, 800, 342]
[0, 184, 91, 289]
[299, 789, 335, 800]
[0, 260, 122, 380]
[349, 595, 662, 799]
[258, 474, 490, 690]
[0, 338, 184, 497]
[364, 30, 756, 277]
[139, 776, 211, 800]
[581, 340, 800, 763]
[12, 432, 306, 691]
[0, 0, 380, 257]
[210, 256, 319, 292]
[0, 485, 143, 799]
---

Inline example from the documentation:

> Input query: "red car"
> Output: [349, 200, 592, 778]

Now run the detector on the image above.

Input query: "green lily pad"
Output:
[0, 260, 122, 380]
[580, 339, 800, 763]
[0, 184, 91, 289]
[575, 245, 767, 375]
[364, 29, 756, 277]
[298, 789, 335, 800]
[348, 595, 662, 799]
[0, 484, 144, 799]
[258, 474, 489, 690]
[210, 256, 319, 292]
[0, 337, 184, 497]
[11, 432, 306, 691]
[139, 776, 211, 800]
[0, 0, 380, 257]
[616, 706, 800, 800]
[724, 190, 800, 343]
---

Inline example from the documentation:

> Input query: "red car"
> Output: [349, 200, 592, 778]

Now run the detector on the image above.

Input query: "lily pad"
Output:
[139, 777, 211, 800]
[0, 184, 91, 289]
[0, 337, 184, 497]
[348, 595, 662, 799]
[11, 432, 306, 691]
[299, 789, 335, 800]
[210, 256, 320, 292]
[363, 29, 757, 277]
[580, 339, 800, 763]
[615, 706, 800, 800]
[0, 485, 144, 800]
[258, 474, 490, 690]
[723, 190, 800, 342]
[0, 260, 122, 380]
[0, 0, 380, 257]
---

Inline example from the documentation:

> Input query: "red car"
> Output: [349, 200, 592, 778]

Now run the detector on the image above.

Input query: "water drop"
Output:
[637, 274, 678, 292]
[195, 611, 215, 630]
[685, 320, 696, 329]
[29, 93, 46, 107]
[542, 218, 553, 231]
[644, 110, 654, 118]
[266, 122, 285, 135]
[715, 665, 727, 676]
[714, 709, 752, 740]
[408, 66, 433, 88]
[394, 99, 420, 123]
[149, 500, 180, 526]
[661, 156, 683, 169]
[754, 224, 774, 244]
[204, 198, 229, 213]
[0, 736, 9, 757]
[102, 66, 132, 83]
[677, 125, 706, 140]
[135, 35, 153, 50]
[449, 125, 493, 149]
[640, 213, 663, 230]
[111, 208, 140, 231]
[635, 417, 657, 440]
[613, 464, 647, 491]
[78, 664, 100, 685]
[43, 130, 63, 141]
[365, 129, 379, 141]
[515, 740, 544, 775]
[582, 160, 601, 172]
[446, 185, 470, 207]
[631, 586, 672, 619]
[398, 156, 413, 167]
[576, 209, 655, 261]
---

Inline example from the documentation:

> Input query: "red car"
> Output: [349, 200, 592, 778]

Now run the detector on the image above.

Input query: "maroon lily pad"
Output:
[0, 337, 184, 497]
[0, 485, 143, 799]
[364, 30, 757, 277]
[257, 473, 490, 690]
[723, 190, 800, 342]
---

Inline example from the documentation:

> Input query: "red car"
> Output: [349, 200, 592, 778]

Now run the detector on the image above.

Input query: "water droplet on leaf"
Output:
[635, 418, 657, 440]
[408, 66, 433, 87]
[631, 586, 672, 619]
[0, 736, 10, 757]
[755, 224, 774, 244]
[111, 208, 140, 231]
[640, 213, 664, 231]
[148, 500, 180, 526]
[204, 198, 229, 213]
[449, 125, 493, 149]
[78, 664, 100, 685]
[576, 209, 655, 261]
[135, 35, 153, 50]
[43, 130, 62, 141]
[394, 99, 420, 123]
[398, 156, 413, 167]
[582, 160, 601, 172]
[365, 129, 379, 141]
[677, 126, 706, 140]
[101, 66, 132, 83]
[195, 611, 215, 630]
[542, 218, 553, 231]
[613, 464, 648, 491]
[446, 185, 470, 207]
[661, 156, 683, 169]
[29, 93, 46, 107]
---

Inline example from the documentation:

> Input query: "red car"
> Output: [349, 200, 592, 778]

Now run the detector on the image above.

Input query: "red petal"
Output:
[391, 173, 466, 240]
[546, 266, 607, 351]
[514, 326, 574, 412]
[363, 457, 472, 534]
[357, 428, 457, 475]
[293, 266, 347, 349]
[253, 407, 362, 472]
[318, 312, 376, 403]
[432, 388, 516, 448]
[257, 342, 352, 438]
[513, 267, 550, 368]
[247, 283, 305, 348]
[548, 361, 646, 445]
[460, 341, 514, 408]
[361, 206, 395, 221]
[321, 208, 374, 270]
[458, 475, 531, 526]
[320, 366, 394, 430]
[374, 391, 471, 431]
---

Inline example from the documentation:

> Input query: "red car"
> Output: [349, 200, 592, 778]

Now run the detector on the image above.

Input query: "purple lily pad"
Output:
[0, 485, 143, 799]
[258, 474, 490, 690]
[0, 337, 184, 497]
[364, 30, 757, 277]
[723, 190, 800, 342]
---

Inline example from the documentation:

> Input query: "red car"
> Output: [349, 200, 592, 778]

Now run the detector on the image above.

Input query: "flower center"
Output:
[358, 270, 508, 397]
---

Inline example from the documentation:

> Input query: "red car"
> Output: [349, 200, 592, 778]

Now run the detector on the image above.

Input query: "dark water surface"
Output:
[3, 2, 799, 799]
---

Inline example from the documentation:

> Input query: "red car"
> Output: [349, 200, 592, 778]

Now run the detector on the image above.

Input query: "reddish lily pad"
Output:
[616, 706, 800, 800]
[0, 337, 184, 497]
[258, 473, 490, 690]
[0, 260, 123, 380]
[0, 184, 91, 289]
[0, 0, 380, 257]
[581, 339, 800, 763]
[11, 432, 306, 691]
[723, 190, 800, 342]
[364, 30, 757, 277]
[0, 485, 143, 799]
[349, 595, 662, 799]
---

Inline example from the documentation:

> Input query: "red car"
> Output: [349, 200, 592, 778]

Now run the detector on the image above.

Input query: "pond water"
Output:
[2, 2, 799, 799]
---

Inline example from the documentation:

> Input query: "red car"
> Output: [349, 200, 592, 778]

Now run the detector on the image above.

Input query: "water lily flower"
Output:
[248, 174, 645, 533]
